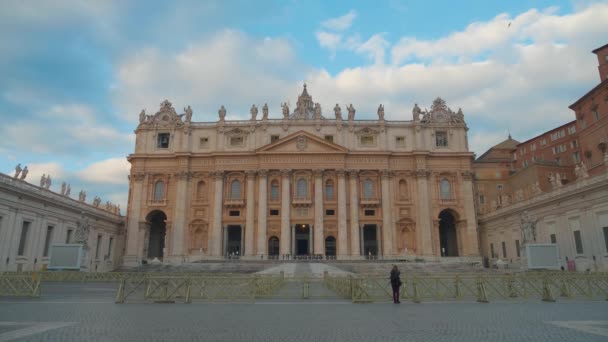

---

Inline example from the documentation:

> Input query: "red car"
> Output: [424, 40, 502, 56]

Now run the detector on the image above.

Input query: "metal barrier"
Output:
[0, 273, 41, 297]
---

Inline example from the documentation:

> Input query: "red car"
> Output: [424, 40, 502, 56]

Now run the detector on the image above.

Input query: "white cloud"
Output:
[77, 158, 130, 185]
[321, 10, 357, 31]
[316, 31, 342, 53]
[355, 34, 389, 65]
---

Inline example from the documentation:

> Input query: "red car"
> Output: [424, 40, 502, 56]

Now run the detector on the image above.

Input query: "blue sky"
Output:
[1, 0, 607, 210]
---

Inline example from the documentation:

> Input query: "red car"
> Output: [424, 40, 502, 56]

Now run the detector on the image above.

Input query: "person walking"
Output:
[390, 265, 402, 304]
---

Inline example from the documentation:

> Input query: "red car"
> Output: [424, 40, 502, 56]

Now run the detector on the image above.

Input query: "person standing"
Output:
[390, 265, 401, 304]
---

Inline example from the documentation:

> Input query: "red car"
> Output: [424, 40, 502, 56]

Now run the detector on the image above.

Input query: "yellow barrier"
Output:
[0, 274, 41, 297]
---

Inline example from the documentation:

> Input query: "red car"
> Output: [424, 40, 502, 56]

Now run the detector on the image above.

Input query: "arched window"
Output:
[230, 180, 241, 199]
[363, 179, 374, 199]
[154, 181, 165, 201]
[325, 180, 334, 199]
[440, 179, 451, 199]
[296, 178, 308, 198]
[197, 181, 206, 199]
[270, 180, 279, 200]
[399, 179, 407, 199]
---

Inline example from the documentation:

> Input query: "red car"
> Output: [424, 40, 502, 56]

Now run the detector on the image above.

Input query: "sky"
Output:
[1, 0, 607, 212]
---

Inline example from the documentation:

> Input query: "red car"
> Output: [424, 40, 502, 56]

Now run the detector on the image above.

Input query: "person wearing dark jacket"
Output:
[390, 265, 401, 304]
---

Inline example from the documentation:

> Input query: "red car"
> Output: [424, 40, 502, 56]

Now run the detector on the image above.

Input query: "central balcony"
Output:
[292, 196, 312, 207]
[360, 197, 380, 207]
[223, 198, 245, 208]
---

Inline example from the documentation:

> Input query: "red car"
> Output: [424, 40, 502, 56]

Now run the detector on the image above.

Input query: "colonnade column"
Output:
[348, 170, 360, 257]
[245, 170, 256, 257]
[460, 171, 479, 256]
[337, 170, 348, 258]
[125, 173, 145, 265]
[210, 171, 224, 256]
[280, 169, 291, 255]
[380, 170, 393, 257]
[415, 169, 433, 256]
[256, 170, 268, 256]
[171, 171, 190, 262]
[313, 169, 324, 255]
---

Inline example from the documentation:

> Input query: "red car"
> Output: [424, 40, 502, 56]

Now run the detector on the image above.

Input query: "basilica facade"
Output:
[123, 86, 479, 265]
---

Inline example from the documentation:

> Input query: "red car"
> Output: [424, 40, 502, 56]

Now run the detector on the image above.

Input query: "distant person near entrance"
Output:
[390, 265, 402, 304]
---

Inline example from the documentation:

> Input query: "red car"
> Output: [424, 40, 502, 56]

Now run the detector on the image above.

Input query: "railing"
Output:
[0, 273, 41, 297]
[223, 198, 245, 207]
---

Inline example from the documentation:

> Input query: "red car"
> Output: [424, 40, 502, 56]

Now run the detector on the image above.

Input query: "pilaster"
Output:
[380, 170, 393, 257]
[280, 169, 291, 255]
[415, 169, 433, 256]
[348, 170, 361, 257]
[313, 169, 324, 255]
[210, 171, 224, 256]
[257, 170, 268, 256]
[337, 169, 348, 258]
[245, 170, 256, 256]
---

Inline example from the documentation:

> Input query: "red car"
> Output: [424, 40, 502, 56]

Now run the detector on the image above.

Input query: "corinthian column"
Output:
[337, 169, 348, 258]
[313, 169, 324, 255]
[245, 170, 256, 257]
[257, 170, 268, 256]
[460, 171, 479, 256]
[210, 171, 224, 256]
[415, 169, 432, 256]
[381, 170, 394, 257]
[280, 169, 291, 255]
[171, 171, 191, 261]
[348, 170, 360, 257]
[125, 173, 145, 265]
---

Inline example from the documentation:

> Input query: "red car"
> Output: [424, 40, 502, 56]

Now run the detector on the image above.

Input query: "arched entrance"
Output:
[438, 209, 458, 257]
[147, 210, 167, 259]
[294, 224, 311, 256]
[363, 224, 378, 257]
[268, 236, 279, 256]
[325, 236, 336, 257]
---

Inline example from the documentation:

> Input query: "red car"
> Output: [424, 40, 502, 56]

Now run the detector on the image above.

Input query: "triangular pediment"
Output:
[257, 130, 348, 154]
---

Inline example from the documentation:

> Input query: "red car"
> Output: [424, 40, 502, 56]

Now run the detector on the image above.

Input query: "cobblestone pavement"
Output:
[1, 283, 607, 341]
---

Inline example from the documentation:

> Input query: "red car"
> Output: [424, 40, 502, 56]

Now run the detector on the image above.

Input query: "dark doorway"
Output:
[147, 210, 167, 259]
[268, 236, 279, 256]
[363, 224, 378, 256]
[294, 224, 310, 256]
[439, 210, 458, 257]
[325, 236, 336, 256]
[226, 225, 242, 256]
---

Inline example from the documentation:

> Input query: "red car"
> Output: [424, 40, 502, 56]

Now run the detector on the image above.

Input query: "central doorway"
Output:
[225, 225, 242, 256]
[147, 210, 167, 259]
[363, 224, 378, 257]
[294, 224, 310, 256]
[438, 210, 458, 257]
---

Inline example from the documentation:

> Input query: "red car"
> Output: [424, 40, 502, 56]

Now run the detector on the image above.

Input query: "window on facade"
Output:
[490, 243, 495, 258]
[325, 180, 334, 200]
[157, 133, 170, 148]
[197, 181, 207, 200]
[573, 152, 580, 163]
[513, 153, 517, 161]
[269, 209, 279, 216]
[580, 118, 587, 129]
[396, 136, 405, 147]
[230, 136, 244, 147]
[229, 210, 240, 216]
[154, 181, 165, 201]
[435, 132, 448, 147]
[95, 235, 102, 259]
[324, 135, 334, 143]
[515, 240, 521, 257]
[43, 226, 54, 257]
[364, 210, 375, 216]
[108, 237, 114, 258]
[573, 230, 584, 254]
[296, 178, 308, 198]
[603, 227, 608, 253]
[199, 137, 209, 149]
[271, 135, 279, 143]
[18, 221, 30, 256]
[440, 179, 451, 200]
[360, 135, 375, 146]
[66, 229, 73, 244]
[523, 160, 529, 168]
[550, 234, 557, 244]
[531, 144, 536, 151]
[501, 241, 507, 258]
[270, 180, 279, 200]
[230, 180, 241, 199]
[325, 209, 335, 216]
[479, 195, 485, 204]
[363, 179, 374, 199]
[568, 126, 576, 134]
[540, 139, 547, 146]
[555, 157, 561, 166]
[399, 180, 407, 198]
[593, 110, 600, 121]
[496, 184, 503, 191]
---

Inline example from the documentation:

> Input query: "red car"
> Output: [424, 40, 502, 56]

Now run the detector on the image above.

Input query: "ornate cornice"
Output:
[336, 169, 346, 177]
[461, 170, 474, 181]
[131, 173, 145, 182]
[174, 171, 192, 180]
[258, 169, 269, 177]
[246, 170, 257, 178]
[313, 169, 324, 177]
[381, 170, 392, 179]
[280, 169, 291, 177]
[348, 169, 359, 178]
[213, 171, 224, 179]
[415, 169, 430, 179]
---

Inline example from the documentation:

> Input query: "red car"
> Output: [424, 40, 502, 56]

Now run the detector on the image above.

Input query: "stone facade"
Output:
[124, 86, 479, 265]
[0, 173, 125, 272]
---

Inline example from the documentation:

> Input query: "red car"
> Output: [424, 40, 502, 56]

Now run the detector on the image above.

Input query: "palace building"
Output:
[123, 85, 479, 265]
